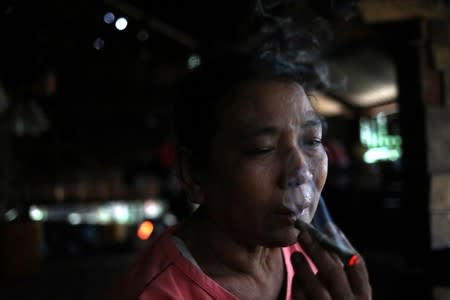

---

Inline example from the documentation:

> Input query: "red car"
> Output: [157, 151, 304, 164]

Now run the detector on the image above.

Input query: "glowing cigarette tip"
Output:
[347, 255, 359, 267]
[294, 219, 357, 266]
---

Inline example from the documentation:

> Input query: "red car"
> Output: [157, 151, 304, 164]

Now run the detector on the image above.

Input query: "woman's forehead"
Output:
[226, 80, 315, 124]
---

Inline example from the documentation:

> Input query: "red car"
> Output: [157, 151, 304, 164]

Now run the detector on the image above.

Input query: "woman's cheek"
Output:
[314, 151, 328, 193]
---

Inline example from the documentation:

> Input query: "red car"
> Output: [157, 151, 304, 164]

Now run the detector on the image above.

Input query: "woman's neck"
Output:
[176, 208, 281, 278]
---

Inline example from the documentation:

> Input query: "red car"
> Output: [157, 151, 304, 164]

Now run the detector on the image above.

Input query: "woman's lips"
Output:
[296, 208, 307, 218]
[282, 186, 314, 214]
[275, 204, 310, 223]
[280, 197, 311, 214]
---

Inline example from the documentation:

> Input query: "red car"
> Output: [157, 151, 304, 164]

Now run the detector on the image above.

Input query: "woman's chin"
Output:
[263, 227, 299, 247]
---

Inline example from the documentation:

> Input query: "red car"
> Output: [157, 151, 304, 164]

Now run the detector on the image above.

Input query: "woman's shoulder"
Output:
[105, 225, 237, 300]
[104, 226, 180, 300]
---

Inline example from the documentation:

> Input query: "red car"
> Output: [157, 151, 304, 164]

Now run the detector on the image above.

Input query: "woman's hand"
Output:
[291, 230, 372, 300]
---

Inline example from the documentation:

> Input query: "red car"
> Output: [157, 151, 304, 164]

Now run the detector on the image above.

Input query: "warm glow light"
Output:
[309, 91, 351, 116]
[115, 17, 128, 31]
[137, 220, 154, 240]
[348, 255, 359, 267]
[354, 84, 398, 107]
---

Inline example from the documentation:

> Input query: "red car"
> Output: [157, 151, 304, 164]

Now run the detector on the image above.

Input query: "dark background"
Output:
[1, 1, 449, 299]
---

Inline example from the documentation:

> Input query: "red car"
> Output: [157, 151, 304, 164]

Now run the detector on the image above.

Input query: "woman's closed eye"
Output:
[244, 145, 276, 156]
[300, 137, 323, 150]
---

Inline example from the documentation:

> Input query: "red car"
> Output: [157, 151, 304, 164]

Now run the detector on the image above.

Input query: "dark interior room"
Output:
[1, 1, 450, 299]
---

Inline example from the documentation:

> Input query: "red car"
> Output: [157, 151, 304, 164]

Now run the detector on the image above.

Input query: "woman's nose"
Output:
[283, 146, 313, 188]
[287, 168, 313, 188]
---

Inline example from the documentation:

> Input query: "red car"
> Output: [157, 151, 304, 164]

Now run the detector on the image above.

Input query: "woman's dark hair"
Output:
[173, 17, 331, 168]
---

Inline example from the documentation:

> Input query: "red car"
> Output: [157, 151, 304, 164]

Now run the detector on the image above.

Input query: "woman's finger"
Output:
[291, 274, 307, 300]
[345, 255, 372, 298]
[291, 251, 332, 300]
[298, 230, 354, 299]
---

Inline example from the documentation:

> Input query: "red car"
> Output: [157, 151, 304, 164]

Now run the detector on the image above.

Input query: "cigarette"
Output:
[295, 219, 359, 266]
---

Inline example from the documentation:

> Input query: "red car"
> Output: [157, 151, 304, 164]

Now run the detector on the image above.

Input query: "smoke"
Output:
[252, 0, 345, 91]
[193, 0, 352, 92]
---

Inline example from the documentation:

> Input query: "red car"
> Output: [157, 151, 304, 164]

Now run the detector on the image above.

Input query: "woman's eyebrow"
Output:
[302, 117, 322, 129]
[301, 112, 323, 129]
[241, 126, 279, 137]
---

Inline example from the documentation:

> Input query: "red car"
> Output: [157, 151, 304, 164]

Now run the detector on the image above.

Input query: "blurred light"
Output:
[363, 147, 401, 164]
[366, 102, 398, 116]
[97, 207, 112, 223]
[137, 29, 149, 41]
[360, 113, 402, 164]
[187, 54, 201, 69]
[29, 205, 44, 221]
[356, 84, 398, 106]
[112, 203, 129, 223]
[103, 12, 115, 24]
[85, 212, 98, 224]
[163, 213, 177, 226]
[137, 220, 154, 240]
[115, 17, 128, 31]
[309, 91, 352, 117]
[93, 37, 105, 50]
[144, 200, 164, 219]
[192, 203, 200, 212]
[5, 209, 18, 221]
[68, 213, 82, 225]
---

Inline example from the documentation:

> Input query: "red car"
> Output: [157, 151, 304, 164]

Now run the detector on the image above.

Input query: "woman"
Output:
[108, 42, 371, 299]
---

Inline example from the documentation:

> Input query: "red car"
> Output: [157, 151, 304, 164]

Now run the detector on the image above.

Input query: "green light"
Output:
[5, 209, 18, 221]
[187, 54, 201, 69]
[363, 147, 401, 164]
[360, 113, 402, 163]
[29, 205, 45, 221]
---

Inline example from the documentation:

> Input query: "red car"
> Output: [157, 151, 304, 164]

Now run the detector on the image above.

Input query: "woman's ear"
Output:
[176, 147, 205, 205]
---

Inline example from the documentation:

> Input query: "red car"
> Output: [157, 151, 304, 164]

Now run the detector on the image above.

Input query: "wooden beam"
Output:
[359, 0, 448, 23]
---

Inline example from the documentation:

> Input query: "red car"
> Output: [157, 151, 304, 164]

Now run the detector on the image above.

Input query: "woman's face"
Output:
[200, 80, 328, 247]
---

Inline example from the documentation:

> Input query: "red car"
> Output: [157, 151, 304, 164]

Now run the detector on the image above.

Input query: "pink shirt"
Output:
[107, 226, 316, 300]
